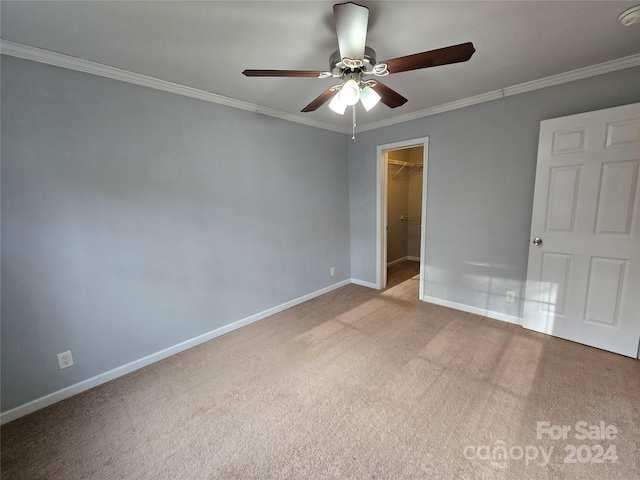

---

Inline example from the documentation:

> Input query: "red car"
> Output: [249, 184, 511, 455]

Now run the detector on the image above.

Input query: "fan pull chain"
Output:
[352, 106, 356, 141]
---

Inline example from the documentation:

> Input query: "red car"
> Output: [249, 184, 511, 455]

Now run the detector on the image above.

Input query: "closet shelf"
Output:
[388, 159, 423, 167]
[400, 215, 421, 220]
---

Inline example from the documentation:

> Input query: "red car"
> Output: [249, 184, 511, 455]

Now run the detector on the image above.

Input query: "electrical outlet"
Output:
[57, 351, 74, 369]
[330, 267, 335, 276]
[506, 291, 516, 303]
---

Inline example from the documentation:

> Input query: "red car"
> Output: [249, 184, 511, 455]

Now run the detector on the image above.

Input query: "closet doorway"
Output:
[376, 137, 429, 298]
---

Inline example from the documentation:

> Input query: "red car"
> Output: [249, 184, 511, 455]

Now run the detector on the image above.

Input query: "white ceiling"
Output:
[2, 1, 639, 131]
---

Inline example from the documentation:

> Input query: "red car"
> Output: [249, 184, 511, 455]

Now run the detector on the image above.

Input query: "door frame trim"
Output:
[376, 137, 429, 297]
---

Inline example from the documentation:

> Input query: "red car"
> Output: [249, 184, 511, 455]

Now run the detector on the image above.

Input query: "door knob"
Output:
[533, 237, 543, 246]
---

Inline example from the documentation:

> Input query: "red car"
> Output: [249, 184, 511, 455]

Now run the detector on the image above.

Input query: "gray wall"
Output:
[349, 66, 640, 318]
[1, 56, 351, 412]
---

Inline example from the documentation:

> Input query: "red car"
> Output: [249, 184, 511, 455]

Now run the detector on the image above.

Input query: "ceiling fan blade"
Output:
[370, 81, 408, 109]
[301, 87, 337, 112]
[333, 2, 369, 60]
[243, 70, 325, 78]
[383, 42, 476, 74]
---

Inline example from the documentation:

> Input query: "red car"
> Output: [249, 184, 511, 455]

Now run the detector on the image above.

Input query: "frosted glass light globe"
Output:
[339, 78, 360, 106]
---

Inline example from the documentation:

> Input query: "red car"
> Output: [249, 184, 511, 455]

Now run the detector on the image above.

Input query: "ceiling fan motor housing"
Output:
[329, 46, 377, 77]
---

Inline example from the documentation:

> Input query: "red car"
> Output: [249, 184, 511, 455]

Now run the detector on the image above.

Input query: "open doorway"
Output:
[376, 137, 429, 298]
[386, 147, 423, 287]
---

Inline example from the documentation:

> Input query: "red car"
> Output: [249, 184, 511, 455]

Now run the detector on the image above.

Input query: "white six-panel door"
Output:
[523, 103, 640, 358]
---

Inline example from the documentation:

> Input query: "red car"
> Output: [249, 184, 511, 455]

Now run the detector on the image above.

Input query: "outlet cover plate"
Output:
[57, 351, 74, 369]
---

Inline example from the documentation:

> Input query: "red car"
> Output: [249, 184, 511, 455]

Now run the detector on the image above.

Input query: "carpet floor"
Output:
[2, 262, 639, 479]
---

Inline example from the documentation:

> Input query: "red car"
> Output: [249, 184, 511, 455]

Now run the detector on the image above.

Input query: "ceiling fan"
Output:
[243, 2, 476, 115]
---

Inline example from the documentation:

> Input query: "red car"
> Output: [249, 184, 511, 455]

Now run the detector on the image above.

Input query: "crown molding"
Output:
[254, 104, 350, 134]
[357, 90, 505, 133]
[0, 40, 350, 135]
[358, 53, 640, 133]
[2, 40, 638, 136]
[502, 53, 640, 97]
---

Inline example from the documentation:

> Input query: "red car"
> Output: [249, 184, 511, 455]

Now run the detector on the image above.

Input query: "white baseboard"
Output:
[387, 256, 408, 267]
[386, 256, 420, 267]
[0, 279, 352, 425]
[351, 278, 378, 289]
[422, 296, 522, 325]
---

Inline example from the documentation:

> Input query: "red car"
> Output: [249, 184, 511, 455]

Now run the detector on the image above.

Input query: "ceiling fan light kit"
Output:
[327, 76, 381, 115]
[243, 1, 475, 129]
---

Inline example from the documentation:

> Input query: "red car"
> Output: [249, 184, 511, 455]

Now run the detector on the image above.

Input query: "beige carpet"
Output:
[2, 262, 639, 479]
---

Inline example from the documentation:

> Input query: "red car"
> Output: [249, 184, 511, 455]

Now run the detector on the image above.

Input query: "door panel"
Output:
[584, 257, 626, 326]
[546, 166, 581, 232]
[539, 252, 571, 316]
[523, 103, 640, 357]
[595, 161, 638, 235]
